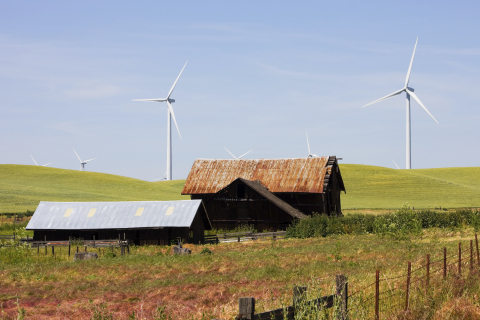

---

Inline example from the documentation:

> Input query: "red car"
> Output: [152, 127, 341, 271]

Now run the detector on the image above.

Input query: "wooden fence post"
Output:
[77, 246, 79, 253]
[405, 261, 411, 312]
[443, 247, 447, 279]
[375, 270, 379, 320]
[476, 234, 480, 266]
[459, 242, 462, 275]
[238, 297, 255, 320]
[37, 243, 39, 254]
[93, 235, 95, 248]
[426, 254, 430, 289]
[44, 235, 47, 255]
[336, 274, 348, 320]
[68, 243, 71, 257]
[52, 246, 54, 255]
[293, 286, 307, 316]
[471, 240, 474, 271]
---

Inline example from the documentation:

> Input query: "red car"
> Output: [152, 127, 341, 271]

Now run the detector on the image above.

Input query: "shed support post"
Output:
[238, 297, 255, 320]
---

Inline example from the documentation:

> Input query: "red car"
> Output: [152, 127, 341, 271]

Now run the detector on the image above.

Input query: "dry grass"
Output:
[2, 228, 480, 319]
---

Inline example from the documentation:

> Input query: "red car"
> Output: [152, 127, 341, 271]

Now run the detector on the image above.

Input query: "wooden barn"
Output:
[181, 156, 345, 231]
[26, 200, 211, 245]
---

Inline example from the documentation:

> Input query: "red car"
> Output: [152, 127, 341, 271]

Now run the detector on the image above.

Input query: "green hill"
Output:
[340, 164, 480, 209]
[1, 164, 479, 213]
[0, 165, 188, 214]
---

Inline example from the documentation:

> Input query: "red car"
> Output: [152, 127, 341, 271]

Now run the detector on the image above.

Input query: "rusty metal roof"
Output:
[182, 157, 330, 195]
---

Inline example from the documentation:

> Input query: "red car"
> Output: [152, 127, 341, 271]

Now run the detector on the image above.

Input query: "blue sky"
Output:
[1, 1, 479, 180]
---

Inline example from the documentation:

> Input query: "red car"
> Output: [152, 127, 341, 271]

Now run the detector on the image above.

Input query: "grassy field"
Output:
[1, 164, 480, 213]
[1, 228, 479, 319]
[0, 165, 188, 214]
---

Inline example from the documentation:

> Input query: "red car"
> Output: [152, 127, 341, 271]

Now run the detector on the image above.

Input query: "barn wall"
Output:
[193, 180, 299, 231]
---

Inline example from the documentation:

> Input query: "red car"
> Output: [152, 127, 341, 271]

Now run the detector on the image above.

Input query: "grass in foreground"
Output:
[1, 228, 480, 319]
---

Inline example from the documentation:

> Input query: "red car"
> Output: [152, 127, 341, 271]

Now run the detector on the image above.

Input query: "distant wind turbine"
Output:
[224, 147, 252, 159]
[362, 38, 439, 169]
[153, 172, 167, 181]
[30, 155, 51, 167]
[73, 148, 96, 171]
[392, 159, 400, 169]
[306, 132, 318, 158]
[133, 61, 187, 181]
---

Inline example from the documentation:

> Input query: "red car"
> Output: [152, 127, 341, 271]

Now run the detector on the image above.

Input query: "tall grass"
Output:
[286, 205, 480, 239]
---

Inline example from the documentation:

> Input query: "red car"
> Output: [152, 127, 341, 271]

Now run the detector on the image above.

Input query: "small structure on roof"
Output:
[26, 200, 211, 245]
[182, 156, 345, 231]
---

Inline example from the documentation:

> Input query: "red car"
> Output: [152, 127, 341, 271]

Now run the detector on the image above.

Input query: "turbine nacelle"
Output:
[168, 99, 175, 103]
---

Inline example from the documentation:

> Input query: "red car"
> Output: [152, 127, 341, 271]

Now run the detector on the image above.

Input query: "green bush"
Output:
[286, 204, 480, 239]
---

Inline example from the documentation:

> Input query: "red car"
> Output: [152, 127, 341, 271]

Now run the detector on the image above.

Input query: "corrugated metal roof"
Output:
[26, 200, 203, 230]
[182, 157, 329, 195]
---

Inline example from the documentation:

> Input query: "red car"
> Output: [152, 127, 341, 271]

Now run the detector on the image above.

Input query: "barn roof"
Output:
[26, 200, 210, 230]
[182, 157, 333, 195]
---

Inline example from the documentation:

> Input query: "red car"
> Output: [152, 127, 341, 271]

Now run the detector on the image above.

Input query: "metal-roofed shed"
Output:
[27, 200, 211, 245]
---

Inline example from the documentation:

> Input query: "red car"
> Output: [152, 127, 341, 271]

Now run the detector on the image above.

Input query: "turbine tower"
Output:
[133, 61, 187, 180]
[362, 38, 439, 169]
[30, 155, 51, 167]
[224, 147, 252, 159]
[306, 132, 318, 158]
[73, 148, 96, 171]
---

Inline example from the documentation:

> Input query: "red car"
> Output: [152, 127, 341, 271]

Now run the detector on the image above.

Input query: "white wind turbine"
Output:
[153, 172, 167, 182]
[73, 148, 96, 171]
[392, 159, 400, 169]
[30, 155, 51, 167]
[133, 61, 187, 181]
[306, 132, 318, 158]
[362, 38, 439, 169]
[224, 147, 252, 159]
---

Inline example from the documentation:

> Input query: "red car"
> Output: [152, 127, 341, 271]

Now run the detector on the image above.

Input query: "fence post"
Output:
[85, 245, 87, 253]
[44, 235, 47, 255]
[37, 243, 39, 254]
[77, 246, 79, 253]
[293, 286, 307, 316]
[68, 243, 71, 257]
[405, 261, 411, 312]
[426, 254, 430, 289]
[93, 235, 95, 248]
[444, 247, 447, 279]
[471, 240, 474, 271]
[336, 274, 348, 320]
[476, 234, 480, 266]
[238, 297, 255, 320]
[459, 242, 462, 275]
[238, 235, 240, 242]
[375, 270, 379, 320]
[52, 246, 54, 255]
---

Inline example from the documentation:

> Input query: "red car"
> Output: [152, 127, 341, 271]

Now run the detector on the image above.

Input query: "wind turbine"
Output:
[392, 159, 400, 169]
[362, 38, 439, 169]
[306, 132, 318, 158]
[153, 172, 167, 182]
[224, 147, 252, 159]
[133, 61, 187, 180]
[73, 148, 96, 171]
[30, 155, 51, 167]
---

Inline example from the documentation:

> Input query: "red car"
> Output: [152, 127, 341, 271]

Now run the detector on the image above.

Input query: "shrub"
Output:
[200, 247, 213, 255]
[286, 205, 480, 239]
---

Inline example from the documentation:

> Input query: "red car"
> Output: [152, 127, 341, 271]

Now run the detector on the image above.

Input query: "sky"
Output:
[1, 1, 479, 181]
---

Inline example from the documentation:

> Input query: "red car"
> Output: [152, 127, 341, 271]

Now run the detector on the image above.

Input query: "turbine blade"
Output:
[392, 159, 400, 169]
[166, 101, 182, 139]
[30, 155, 38, 166]
[238, 150, 252, 159]
[167, 61, 188, 99]
[306, 132, 311, 155]
[73, 148, 82, 163]
[405, 37, 418, 87]
[362, 88, 404, 108]
[42, 163, 52, 167]
[132, 99, 167, 102]
[224, 147, 238, 159]
[84, 158, 97, 162]
[406, 89, 439, 123]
